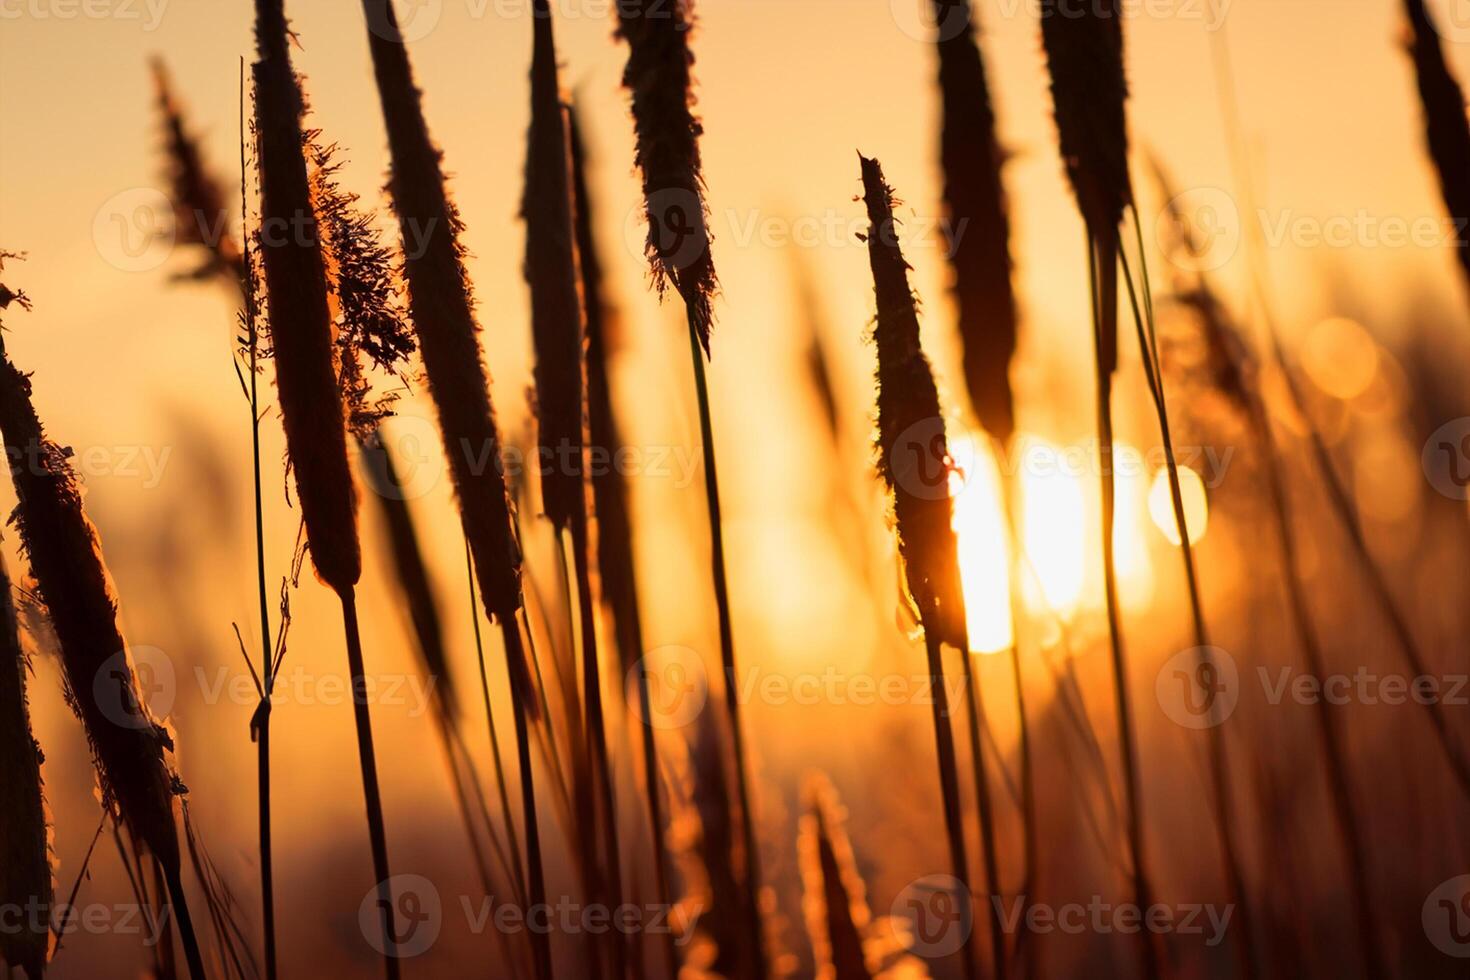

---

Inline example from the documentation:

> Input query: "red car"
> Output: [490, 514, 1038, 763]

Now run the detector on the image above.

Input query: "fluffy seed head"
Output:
[617, 0, 719, 352]
[253, 0, 362, 594]
[934, 0, 1018, 443]
[524, 1, 589, 532]
[862, 155, 968, 650]
[359, 0, 532, 705]
[1040, 0, 1132, 233]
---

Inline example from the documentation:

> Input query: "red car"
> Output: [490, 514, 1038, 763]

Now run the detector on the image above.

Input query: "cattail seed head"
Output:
[934, 0, 1018, 443]
[1040, 0, 1132, 235]
[253, 0, 362, 595]
[617, 0, 719, 352]
[524, 0, 589, 532]
[861, 155, 968, 650]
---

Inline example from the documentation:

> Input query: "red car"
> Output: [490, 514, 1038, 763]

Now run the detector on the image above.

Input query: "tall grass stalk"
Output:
[1209, 14, 1470, 803]
[616, 3, 767, 973]
[1118, 235, 1257, 978]
[523, 5, 626, 974]
[1039, 5, 1160, 974]
[252, 3, 399, 973]
[931, 0, 1036, 944]
[359, 435, 524, 926]
[569, 102, 679, 976]
[861, 153, 978, 980]
[356, 4, 550, 975]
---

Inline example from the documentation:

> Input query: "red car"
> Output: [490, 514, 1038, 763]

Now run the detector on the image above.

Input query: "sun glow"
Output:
[1017, 438, 1088, 619]
[1148, 465, 1210, 546]
[950, 434, 1015, 654]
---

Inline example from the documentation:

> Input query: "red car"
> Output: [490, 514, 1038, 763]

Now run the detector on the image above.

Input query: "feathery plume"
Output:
[0, 549, 51, 980]
[616, 0, 719, 351]
[151, 57, 245, 288]
[933, 0, 1018, 442]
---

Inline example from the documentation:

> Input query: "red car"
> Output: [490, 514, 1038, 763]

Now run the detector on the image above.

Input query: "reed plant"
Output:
[616, 2, 767, 975]
[356, 2, 550, 976]
[860, 153, 978, 980]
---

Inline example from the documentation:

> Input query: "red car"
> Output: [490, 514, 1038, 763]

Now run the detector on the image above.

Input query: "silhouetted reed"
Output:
[252, 3, 398, 974]
[0, 550, 50, 980]
[860, 153, 978, 980]
[356, 3, 548, 976]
